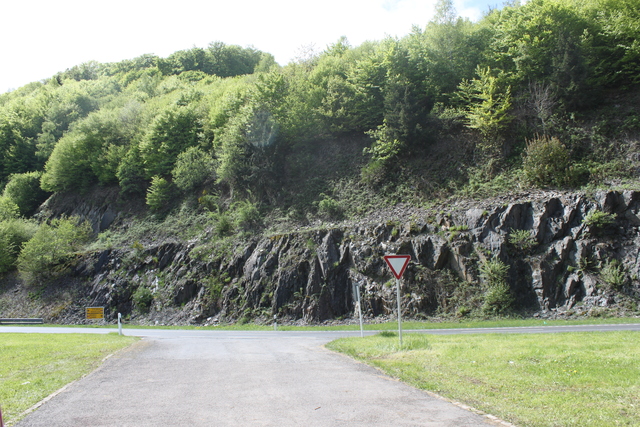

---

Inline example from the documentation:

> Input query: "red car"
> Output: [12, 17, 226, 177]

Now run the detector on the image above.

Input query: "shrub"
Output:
[17, 217, 92, 282]
[132, 287, 154, 313]
[0, 219, 38, 273]
[317, 194, 343, 219]
[0, 196, 20, 221]
[172, 147, 215, 191]
[145, 176, 175, 213]
[583, 210, 616, 233]
[600, 259, 627, 290]
[508, 229, 536, 253]
[212, 211, 234, 236]
[479, 257, 514, 315]
[233, 200, 261, 230]
[3, 171, 49, 217]
[522, 135, 572, 187]
[116, 145, 147, 196]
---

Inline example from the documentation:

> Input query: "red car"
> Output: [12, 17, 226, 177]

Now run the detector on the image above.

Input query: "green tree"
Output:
[40, 133, 93, 192]
[0, 196, 20, 221]
[139, 106, 203, 178]
[488, 0, 594, 107]
[0, 218, 38, 273]
[456, 66, 512, 151]
[145, 176, 175, 213]
[116, 144, 147, 196]
[3, 171, 49, 217]
[17, 217, 92, 282]
[172, 147, 215, 191]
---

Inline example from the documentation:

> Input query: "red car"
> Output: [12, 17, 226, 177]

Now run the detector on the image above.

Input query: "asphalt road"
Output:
[2, 327, 513, 427]
[4, 323, 639, 426]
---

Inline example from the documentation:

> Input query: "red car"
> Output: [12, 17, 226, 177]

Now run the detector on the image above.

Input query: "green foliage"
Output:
[456, 66, 512, 147]
[132, 286, 154, 313]
[172, 146, 215, 192]
[582, 210, 616, 235]
[600, 259, 627, 290]
[40, 133, 94, 192]
[489, 0, 594, 108]
[1, 1, 639, 225]
[0, 219, 38, 273]
[232, 200, 261, 230]
[17, 217, 92, 282]
[205, 272, 231, 300]
[116, 145, 147, 196]
[212, 211, 234, 237]
[140, 106, 203, 178]
[145, 176, 175, 213]
[479, 257, 514, 315]
[157, 43, 267, 78]
[508, 229, 537, 253]
[317, 194, 344, 220]
[522, 135, 581, 187]
[3, 171, 49, 216]
[361, 124, 405, 186]
[0, 196, 20, 221]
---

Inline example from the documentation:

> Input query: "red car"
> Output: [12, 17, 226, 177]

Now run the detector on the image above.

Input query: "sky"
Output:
[1, 0, 505, 93]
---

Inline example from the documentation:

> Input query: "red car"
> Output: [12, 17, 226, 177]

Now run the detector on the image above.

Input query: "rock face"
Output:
[45, 190, 640, 323]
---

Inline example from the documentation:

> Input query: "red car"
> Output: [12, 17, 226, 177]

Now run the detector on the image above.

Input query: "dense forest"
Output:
[1, 0, 639, 291]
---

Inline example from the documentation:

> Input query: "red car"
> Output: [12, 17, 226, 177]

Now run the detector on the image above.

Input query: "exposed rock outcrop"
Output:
[5, 190, 640, 324]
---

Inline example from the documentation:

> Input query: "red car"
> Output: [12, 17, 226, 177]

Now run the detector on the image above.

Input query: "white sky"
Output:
[1, 0, 504, 93]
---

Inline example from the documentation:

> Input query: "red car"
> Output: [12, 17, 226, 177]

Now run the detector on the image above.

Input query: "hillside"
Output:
[1, 0, 640, 324]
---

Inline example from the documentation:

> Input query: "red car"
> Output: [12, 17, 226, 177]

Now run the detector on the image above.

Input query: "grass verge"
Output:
[326, 331, 640, 427]
[10, 315, 640, 331]
[0, 333, 137, 426]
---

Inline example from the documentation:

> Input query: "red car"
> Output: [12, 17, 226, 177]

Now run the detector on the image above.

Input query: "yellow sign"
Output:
[86, 307, 104, 319]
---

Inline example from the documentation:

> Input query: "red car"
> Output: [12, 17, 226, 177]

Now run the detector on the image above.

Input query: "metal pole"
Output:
[356, 283, 364, 338]
[273, 315, 277, 331]
[118, 313, 122, 336]
[396, 278, 403, 346]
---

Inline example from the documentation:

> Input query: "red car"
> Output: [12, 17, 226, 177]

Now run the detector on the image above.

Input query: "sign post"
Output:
[354, 282, 364, 337]
[85, 307, 104, 320]
[383, 255, 411, 346]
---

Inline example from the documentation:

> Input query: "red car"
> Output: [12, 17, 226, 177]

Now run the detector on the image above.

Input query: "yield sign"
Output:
[384, 255, 411, 279]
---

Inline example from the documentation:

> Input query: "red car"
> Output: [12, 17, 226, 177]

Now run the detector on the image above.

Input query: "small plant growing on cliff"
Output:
[479, 257, 514, 316]
[577, 253, 596, 275]
[600, 259, 627, 290]
[232, 200, 261, 230]
[508, 229, 536, 253]
[133, 286, 154, 313]
[212, 211, 234, 236]
[583, 210, 616, 235]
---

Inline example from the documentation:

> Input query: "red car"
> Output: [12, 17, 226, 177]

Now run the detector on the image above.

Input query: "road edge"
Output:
[321, 344, 518, 427]
[12, 338, 144, 426]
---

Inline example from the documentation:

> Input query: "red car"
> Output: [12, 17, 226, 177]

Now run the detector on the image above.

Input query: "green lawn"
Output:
[0, 333, 137, 426]
[327, 331, 640, 427]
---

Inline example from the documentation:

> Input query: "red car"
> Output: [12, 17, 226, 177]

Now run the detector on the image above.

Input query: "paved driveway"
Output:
[13, 330, 500, 426]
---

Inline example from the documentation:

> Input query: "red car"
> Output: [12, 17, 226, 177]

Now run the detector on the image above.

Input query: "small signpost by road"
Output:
[85, 307, 104, 320]
[353, 282, 364, 337]
[384, 255, 411, 346]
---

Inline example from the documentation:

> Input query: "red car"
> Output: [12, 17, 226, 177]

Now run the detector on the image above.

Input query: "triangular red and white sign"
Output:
[384, 255, 411, 279]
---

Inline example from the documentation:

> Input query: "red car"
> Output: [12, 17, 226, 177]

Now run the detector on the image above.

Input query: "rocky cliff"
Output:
[3, 190, 640, 324]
